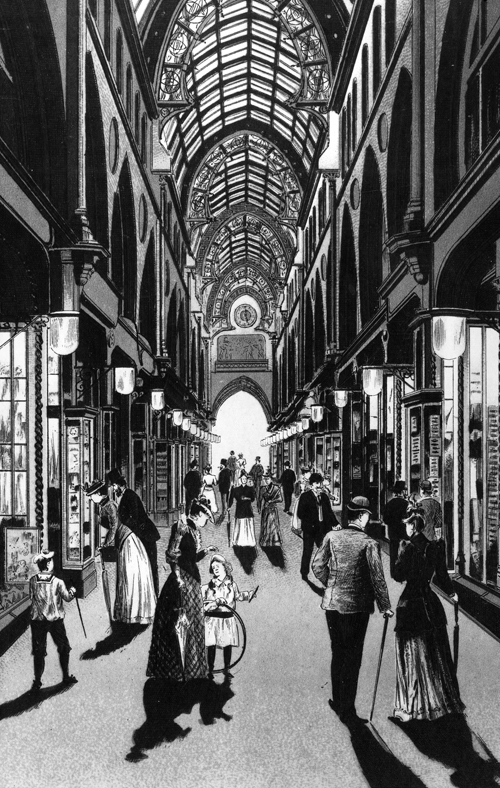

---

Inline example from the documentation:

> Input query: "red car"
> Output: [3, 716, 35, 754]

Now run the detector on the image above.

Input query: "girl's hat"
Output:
[85, 479, 107, 496]
[192, 496, 214, 521]
[210, 553, 233, 575]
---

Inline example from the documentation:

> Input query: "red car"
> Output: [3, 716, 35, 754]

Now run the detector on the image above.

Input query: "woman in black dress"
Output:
[146, 498, 218, 681]
[392, 512, 464, 722]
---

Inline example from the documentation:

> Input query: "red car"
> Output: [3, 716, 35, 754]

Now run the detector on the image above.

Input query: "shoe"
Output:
[301, 574, 308, 581]
[340, 710, 368, 727]
[223, 670, 234, 678]
[30, 680, 42, 694]
[62, 675, 78, 686]
[328, 699, 340, 714]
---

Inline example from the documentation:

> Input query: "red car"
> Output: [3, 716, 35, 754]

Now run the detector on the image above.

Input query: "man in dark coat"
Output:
[296, 472, 339, 580]
[279, 461, 297, 514]
[249, 456, 264, 511]
[107, 468, 161, 595]
[383, 480, 408, 578]
[312, 496, 393, 727]
[417, 479, 442, 541]
[183, 459, 203, 516]
[217, 459, 232, 523]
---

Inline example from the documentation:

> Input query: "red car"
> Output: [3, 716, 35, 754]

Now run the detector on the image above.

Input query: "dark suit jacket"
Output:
[279, 468, 297, 491]
[218, 467, 232, 494]
[296, 489, 338, 535]
[183, 469, 203, 498]
[383, 496, 409, 541]
[117, 488, 160, 543]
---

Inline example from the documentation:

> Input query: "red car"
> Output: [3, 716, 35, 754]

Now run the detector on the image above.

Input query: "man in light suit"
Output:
[312, 496, 393, 727]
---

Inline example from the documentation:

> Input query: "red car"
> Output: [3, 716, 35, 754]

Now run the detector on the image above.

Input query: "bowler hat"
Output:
[392, 480, 407, 494]
[33, 549, 54, 567]
[85, 479, 107, 496]
[419, 479, 432, 493]
[346, 496, 372, 515]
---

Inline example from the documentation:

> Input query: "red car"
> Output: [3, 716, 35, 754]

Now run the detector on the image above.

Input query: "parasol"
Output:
[174, 611, 191, 671]
[100, 553, 113, 625]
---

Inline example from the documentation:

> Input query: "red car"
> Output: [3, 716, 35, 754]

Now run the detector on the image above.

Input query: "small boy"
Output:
[29, 549, 78, 693]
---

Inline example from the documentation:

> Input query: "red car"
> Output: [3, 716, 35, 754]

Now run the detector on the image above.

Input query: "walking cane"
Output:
[453, 600, 460, 672]
[74, 594, 87, 638]
[369, 614, 389, 722]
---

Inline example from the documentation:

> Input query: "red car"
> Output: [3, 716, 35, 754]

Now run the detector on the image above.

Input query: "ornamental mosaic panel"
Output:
[217, 334, 266, 362]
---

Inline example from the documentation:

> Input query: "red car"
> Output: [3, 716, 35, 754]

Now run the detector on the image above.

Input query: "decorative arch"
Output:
[206, 264, 279, 325]
[304, 291, 314, 383]
[338, 205, 357, 349]
[111, 159, 137, 318]
[387, 68, 412, 241]
[139, 231, 156, 349]
[211, 376, 272, 422]
[86, 54, 109, 249]
[314, 271, 326, 370]
[359, 146, 384, 325]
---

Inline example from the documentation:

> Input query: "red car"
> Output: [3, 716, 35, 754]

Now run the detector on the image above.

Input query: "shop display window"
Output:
[65, 416, 94, 565]
[466, 326, 499, 585]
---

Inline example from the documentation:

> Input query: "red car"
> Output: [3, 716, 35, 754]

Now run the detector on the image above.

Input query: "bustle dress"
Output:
[100, 498, 156, 624]
[202, 473, 218, 514]
[146, 519, 209, 681]
[393, 533, 464, 721]
[259, 481, 283, 547]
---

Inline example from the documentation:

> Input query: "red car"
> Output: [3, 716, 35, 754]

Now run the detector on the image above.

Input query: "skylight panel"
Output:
[223, 62, 248, 80]
[199, 91, 221, 112]
[223, 78, 248, 98]
[227, 110, 247, 123]
[220, 21, 248, 43]
[252, 40, 276, 63]
[197, 71, 220, 94]
[251, 94, 272, 112]
[205, 119, 224, 137]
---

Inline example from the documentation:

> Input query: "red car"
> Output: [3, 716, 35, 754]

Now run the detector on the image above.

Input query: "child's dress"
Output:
[202, 576, 251, 648]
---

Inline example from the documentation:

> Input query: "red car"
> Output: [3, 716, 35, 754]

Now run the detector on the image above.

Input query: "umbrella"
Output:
[175, 611, 191, 671]
[100, 554, 113, 625]
[453, 600, 459, 672]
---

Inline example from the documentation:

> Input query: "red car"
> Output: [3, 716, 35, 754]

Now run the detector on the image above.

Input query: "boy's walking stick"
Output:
[369, 614, 389, 722]
[74, 595, 87, 638]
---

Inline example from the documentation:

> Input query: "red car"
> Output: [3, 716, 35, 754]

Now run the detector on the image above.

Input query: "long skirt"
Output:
[204, 487, 218, 513]
[231, 517, 256, 547]
[115, 533, 156, 624]
[394, 625, 464, 721]
[259, 504, 282, 546]
[146, 569, 207, 681]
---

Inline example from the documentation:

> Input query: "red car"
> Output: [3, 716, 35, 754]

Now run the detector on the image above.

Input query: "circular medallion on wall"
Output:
[377, 113, 388, 152]
[350, 178, 360, 210]
[234, 303, 257, 328]
[109, 118, 119, 173]
[138, 194, 148, 242]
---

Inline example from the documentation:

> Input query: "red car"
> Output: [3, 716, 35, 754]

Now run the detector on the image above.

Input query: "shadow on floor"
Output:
[126, 676, 234, 762]
[80, 623, 150, 660]
[304, 578, 324, 596]
[232, 546, 257, 574]
[0, 682, 75, 721]
[389, 713, 500, 788]
[260, 546, 285, 569]
[348, 719, 429, 788]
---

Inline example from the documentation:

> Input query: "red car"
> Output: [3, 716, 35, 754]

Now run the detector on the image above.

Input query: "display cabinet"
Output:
[63, 407, 98, 596]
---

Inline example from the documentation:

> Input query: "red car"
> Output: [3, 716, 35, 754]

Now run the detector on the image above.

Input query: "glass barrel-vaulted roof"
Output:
[158, 0, 331, 191]
[203, 212, 288, 278]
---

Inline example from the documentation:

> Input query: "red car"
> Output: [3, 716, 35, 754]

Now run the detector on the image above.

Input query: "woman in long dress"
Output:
[87, 480, 156, 625]
[259, 473, 283, 547]
[201, 465, 218, 514]
[392, 511, 464, 722]
[146, 498, 218, 681]
[228, 472, 256, 547]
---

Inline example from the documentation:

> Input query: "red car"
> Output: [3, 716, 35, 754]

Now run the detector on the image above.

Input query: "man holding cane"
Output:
[312, 496, 393, 728]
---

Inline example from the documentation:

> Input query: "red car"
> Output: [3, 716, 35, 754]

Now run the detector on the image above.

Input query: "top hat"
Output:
[346, 496, 372, 515]
[392, 480, 407, 494]
[107, 468, 125, 486]
[85, 479, 108, 497]
[33, 549, 55, 567]
[419, 479, 432, 493]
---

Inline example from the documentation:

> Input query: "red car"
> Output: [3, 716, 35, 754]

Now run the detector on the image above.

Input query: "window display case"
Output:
[63, 408, 97, 596]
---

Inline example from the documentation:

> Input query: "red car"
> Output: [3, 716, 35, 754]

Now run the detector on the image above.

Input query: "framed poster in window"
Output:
[5, 526, 39, 583]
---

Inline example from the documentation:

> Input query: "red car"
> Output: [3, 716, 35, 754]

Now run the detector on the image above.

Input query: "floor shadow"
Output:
[348, 719, 429, 788]
[126, 676, 234, 762]
[389, 713, 500, 788]
[260, 546, 285, 569]
[0, 682, 75, 721]
[304, 578, 324, 596]
[80, 623, 150, 660]
[232, 546, 257, 575]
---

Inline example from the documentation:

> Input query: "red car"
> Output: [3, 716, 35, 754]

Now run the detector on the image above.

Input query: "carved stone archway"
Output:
[211, 375, 272, 422]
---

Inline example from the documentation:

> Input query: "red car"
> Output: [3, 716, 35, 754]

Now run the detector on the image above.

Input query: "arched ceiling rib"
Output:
[131, 0, 349, 331]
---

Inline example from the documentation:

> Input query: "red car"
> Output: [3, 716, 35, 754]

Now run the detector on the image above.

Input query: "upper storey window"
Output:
[462, 1, 500, 171]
